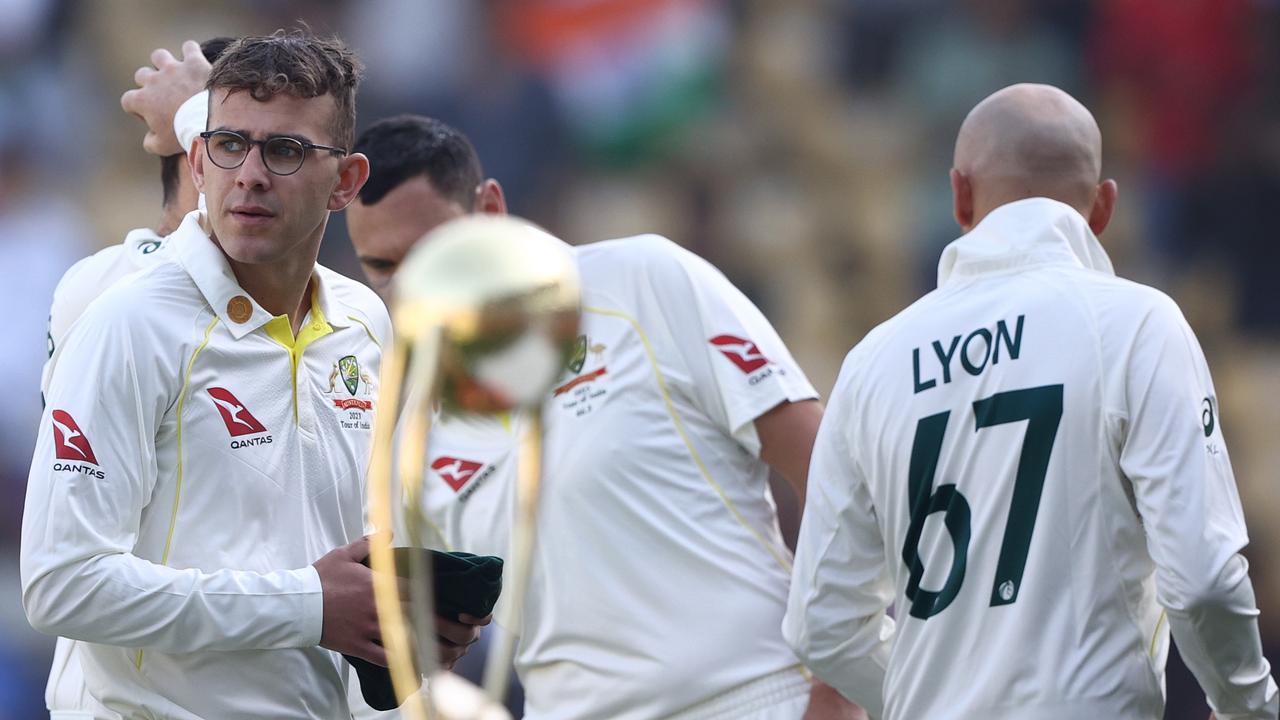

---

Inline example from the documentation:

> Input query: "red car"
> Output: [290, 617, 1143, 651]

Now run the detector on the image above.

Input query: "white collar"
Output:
[170, 210, 352, 339]
[937, 198, 1115, 288]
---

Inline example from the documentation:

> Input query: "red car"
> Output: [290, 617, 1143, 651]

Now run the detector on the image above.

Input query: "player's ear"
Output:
[951, 168, 974, 232]
[329, 152, 371, 211]
[1087, 179, 1118, 236]
[190, 137, 206, 193]
[475, 179, 507, 216]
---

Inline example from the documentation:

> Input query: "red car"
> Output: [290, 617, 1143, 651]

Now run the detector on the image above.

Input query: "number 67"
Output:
[901, 384, 1063, 620]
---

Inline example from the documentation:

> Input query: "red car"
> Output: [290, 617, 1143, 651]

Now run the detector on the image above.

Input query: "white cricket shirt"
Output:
[41, 228, 171, 397]
[418, 234, 818, 720]
[22, 210, 392, 719]
[785, 198, 1279, 720]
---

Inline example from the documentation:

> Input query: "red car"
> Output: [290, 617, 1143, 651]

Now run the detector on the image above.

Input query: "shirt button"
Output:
[227, 296, 252, 323]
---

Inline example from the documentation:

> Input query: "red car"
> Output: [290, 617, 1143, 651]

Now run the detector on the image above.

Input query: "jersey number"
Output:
[901, 384, 1063, 619]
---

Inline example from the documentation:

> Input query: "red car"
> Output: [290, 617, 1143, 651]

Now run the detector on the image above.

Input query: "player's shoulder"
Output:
[576, 233, 726, 298]
[121, 227, 172, 264]
[54, 228, 171, 299]
[1052, 267, 1193, 343]
[575, 233, 706, 275]
[317, 265, 392, 346]
[1087, 271, 1181, 315]
[80, 255, 200, 328]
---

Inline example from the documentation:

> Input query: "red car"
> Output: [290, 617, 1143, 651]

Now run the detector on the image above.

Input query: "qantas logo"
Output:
[710, 334, 769, 373]
[207, 387, 268, 437]
[51, 410, 98, 464]
[431, 457, 485, 492]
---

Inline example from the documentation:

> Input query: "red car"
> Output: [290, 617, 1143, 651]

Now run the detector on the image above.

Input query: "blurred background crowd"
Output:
[2, 1, 1278, 717]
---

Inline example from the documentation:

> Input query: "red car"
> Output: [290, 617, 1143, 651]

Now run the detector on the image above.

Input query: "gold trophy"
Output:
[366, 215, 581, 719]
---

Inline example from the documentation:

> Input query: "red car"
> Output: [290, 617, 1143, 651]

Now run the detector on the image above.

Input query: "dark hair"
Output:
[205, 28, 363, 150]
[354, 115, 484, 209]
[160, 37, 235, 207]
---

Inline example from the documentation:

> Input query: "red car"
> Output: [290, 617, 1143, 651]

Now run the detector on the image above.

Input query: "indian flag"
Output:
[497, 0, 729, 166]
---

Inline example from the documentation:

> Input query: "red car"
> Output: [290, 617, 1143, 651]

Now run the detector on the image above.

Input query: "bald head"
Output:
[951, 84, 1114, 233]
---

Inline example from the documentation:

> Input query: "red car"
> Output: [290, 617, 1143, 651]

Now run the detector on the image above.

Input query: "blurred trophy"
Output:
[366, 215, 581, 719]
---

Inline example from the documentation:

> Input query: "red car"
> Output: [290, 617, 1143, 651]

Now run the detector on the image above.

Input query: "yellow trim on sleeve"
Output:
[264, 290, 334, 423]
[1149, 609, 1166, 659]
[347, 315, 383, 348]
[137, 314, 220, 671]
[583, 306, 793, 572]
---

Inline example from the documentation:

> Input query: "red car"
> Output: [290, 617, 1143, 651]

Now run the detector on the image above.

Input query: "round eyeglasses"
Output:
[199, 130, 348, 176]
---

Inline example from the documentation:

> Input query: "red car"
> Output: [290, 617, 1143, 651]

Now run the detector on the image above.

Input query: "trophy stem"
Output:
[482, 410, 543, 702]
[402, 330, 443, 686]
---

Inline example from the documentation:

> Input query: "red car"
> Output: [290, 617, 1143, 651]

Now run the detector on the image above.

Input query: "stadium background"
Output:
[1, 0, 1278, 717]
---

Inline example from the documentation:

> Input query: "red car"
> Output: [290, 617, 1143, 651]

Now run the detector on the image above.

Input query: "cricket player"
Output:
[99, 50, 489, 720]
[23, 30, 393, 718]
[784, 84, 1279, 719]
[38, 41, 230, 719]
[345, 115, 863, 720]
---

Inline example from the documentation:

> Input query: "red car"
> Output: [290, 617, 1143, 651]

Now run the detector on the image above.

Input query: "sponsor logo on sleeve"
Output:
[709, 333, 787, 386]
[1203, 395, 1222, 456]
[710, 334, 770, 374]
[207, 387, 273, 448]
[51, 410, 104, 478]
[432, 456, 486, 493]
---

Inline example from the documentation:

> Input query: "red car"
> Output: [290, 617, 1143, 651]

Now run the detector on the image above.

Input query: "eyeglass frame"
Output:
[198, 129, 349, 176]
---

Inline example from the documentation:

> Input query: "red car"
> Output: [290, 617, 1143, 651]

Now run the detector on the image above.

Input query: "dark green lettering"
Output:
[913, 348, 937, 394]
[993, 315, 1025, 364]
[960, 329, 992, 376]
[932, 336, 961, 384]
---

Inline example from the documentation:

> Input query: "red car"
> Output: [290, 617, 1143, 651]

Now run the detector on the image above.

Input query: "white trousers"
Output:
[665, 666, 811, 720]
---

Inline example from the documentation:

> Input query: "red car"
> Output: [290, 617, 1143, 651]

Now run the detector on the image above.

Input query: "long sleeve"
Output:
[784, 355, 894, 717]
[1119, 295, 1278, 719]
[21, 292, 324, 654]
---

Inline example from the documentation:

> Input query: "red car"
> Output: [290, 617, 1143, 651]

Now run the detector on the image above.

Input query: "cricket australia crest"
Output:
[328, 354, 374, 414]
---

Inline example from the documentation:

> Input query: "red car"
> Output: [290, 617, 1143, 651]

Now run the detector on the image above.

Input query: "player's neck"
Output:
[155, 204, 187, 238]
[225, 240, 322, 336]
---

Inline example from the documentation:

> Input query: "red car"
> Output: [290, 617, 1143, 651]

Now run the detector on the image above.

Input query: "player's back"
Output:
[851, 200, 1170, 718]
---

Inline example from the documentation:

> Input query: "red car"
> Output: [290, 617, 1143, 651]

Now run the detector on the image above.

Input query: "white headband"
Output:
[173, 90, 209, 212]
[174, 90, 208, 154]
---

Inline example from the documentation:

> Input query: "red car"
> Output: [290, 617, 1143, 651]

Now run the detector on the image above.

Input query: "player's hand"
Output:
[802, 680, 867, 720]
[314, 534, 391, 667]
[120, 40, 211, 156]
[435, 613, 491, 670]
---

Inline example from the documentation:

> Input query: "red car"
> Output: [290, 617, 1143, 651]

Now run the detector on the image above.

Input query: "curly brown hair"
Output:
[206, 28, 363, 150]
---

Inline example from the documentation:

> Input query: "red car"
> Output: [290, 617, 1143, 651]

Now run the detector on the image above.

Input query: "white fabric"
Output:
[173, 90, 207, 156]
[785, 198, 1279, 720]
[23, 210, 392, 719]
[41, 225, 176, 717]
[41, 228, 170, 397]
[418, 234, 818, 720]
[665, 666, 809, 720]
